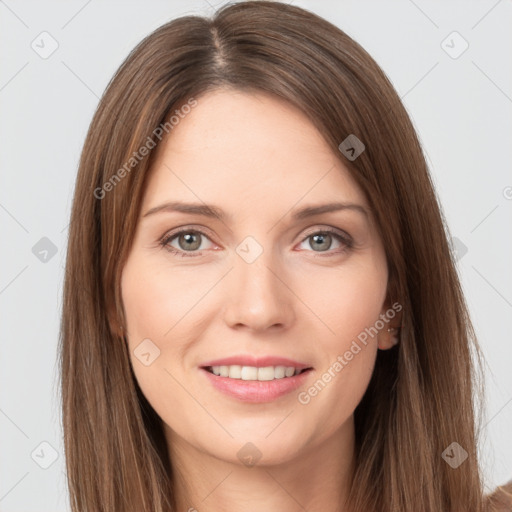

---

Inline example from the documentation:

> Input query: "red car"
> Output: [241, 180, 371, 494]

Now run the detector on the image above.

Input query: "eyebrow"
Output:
[142, 200, 369, 222]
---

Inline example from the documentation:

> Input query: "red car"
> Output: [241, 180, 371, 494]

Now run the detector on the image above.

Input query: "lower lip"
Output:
[200, 368, 313, 403]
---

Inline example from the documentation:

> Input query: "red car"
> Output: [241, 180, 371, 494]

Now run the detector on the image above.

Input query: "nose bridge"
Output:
[223, 236, 294, 331]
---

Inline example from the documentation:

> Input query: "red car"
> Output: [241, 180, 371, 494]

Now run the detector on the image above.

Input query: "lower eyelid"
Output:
[162, 230, 214, 253]
[161, 229, 352, 256]
[297, 232, 351, 252]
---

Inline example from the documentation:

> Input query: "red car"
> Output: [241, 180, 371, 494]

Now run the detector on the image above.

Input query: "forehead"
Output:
[143, 89, 369, 213]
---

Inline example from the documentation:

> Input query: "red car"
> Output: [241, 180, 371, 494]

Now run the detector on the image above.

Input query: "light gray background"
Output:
[1, 1, 511, 510]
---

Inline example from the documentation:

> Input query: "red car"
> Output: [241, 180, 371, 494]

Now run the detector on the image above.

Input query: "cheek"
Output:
[121, 255, 207, 343]
[120, 255, 204, 423]
[120, 254, 177, 380]
[120, 252, 223, 407]
[300, 258, 388, 351]
[291, 259, 386, 434]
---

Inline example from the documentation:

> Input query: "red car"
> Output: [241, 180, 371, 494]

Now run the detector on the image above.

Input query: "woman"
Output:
[59, 1, 511, 510]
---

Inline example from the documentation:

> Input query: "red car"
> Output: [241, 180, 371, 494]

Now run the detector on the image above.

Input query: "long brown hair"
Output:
[59, 1, 507, 510]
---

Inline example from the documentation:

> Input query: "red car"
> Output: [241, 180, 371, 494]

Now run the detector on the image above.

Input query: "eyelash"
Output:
[158, 227, 353, 258]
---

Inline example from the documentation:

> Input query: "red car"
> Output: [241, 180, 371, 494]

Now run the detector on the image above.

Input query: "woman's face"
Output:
[121, 89, 395, 466]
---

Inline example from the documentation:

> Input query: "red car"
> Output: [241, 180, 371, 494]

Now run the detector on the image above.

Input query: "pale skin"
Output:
[121, 89, 401, 512]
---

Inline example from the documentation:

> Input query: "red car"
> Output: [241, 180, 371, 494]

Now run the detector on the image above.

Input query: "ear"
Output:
[106, 299, 126, 341]
[376, 295, 403, 350]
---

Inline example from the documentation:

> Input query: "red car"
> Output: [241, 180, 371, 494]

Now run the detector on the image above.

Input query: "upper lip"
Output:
[200, 355, 313, 370]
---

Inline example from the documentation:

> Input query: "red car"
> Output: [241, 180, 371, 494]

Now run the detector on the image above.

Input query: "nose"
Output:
[222, 249, 295, 333]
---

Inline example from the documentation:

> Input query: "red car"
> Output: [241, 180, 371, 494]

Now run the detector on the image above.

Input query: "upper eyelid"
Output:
[161, 225, 351, 248]
[299, 225, 350, 239]
[161, 226, 216, 245]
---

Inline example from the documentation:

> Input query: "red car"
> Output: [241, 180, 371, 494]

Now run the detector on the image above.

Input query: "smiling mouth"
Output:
[202, 365, 313, 381]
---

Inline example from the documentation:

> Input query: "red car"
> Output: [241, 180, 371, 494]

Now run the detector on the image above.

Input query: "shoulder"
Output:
[484, 479, 512, 512]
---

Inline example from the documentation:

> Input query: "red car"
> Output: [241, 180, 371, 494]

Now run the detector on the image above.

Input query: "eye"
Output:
[296, 228, 353, 256]
[159, 228, 215, 257]
[159, 226, 353, 258]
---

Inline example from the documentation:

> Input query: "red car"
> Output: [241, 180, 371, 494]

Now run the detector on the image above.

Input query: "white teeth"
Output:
[257, 366, 275, 381]
[274, 366, 286, 379]
[208, 365, 306, 381]
[241, 366, 258, 380]
[228, 365, 242, 379]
